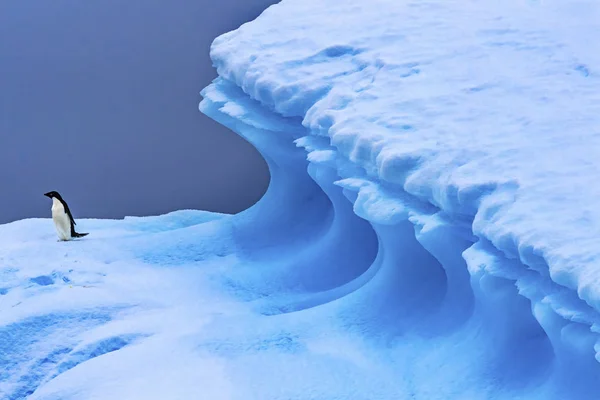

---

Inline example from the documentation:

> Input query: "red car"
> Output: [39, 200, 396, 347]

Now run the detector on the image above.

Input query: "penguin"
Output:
[43, 191, 88, 241]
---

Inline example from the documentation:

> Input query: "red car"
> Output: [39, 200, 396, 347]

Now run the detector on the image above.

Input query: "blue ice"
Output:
[3, 0, 600, 399]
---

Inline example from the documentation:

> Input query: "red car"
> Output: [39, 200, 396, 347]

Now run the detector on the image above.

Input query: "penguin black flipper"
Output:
[63, 201, 76, 226]
[65, 204, 88, 238]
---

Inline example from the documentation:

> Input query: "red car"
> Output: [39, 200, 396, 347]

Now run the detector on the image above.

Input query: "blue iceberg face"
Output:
[200, 79, 379, 300]
[195, 0, 600, 395]
[198, 77, 600, 399]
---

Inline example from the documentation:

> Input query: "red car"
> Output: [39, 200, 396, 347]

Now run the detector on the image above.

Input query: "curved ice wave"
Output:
[200, 0, 600, 397]
[200, 79, 379, 308]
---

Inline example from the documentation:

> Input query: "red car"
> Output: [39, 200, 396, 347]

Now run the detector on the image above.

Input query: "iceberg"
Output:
[2, 0, 600, 399]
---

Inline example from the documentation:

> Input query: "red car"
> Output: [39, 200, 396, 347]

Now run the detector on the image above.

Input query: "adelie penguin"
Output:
[44, 191, 88, 241]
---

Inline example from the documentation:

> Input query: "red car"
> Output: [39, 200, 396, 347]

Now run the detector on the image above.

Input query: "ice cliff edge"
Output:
[200, 0, 600, 397]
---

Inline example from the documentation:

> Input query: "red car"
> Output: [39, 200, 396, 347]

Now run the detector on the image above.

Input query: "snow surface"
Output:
[3, 0, 600, 398]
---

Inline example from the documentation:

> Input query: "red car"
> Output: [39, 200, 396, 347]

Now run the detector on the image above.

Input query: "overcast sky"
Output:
[0, 0, 278, 224]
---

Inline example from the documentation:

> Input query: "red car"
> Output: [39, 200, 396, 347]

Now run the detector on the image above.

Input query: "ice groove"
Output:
[200, 70, 600, 399]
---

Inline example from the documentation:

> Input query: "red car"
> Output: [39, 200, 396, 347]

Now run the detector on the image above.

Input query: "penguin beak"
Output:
[44, 192, 52, 198]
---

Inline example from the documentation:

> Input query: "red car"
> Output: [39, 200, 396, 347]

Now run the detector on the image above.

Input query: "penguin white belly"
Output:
[51, 198, 71, 241]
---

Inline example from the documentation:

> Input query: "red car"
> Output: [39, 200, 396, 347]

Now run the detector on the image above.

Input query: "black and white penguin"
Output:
[43, 191, 88, 241]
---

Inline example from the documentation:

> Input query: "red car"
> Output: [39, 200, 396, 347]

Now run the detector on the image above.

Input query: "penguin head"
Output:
[44, 191, 61, 199]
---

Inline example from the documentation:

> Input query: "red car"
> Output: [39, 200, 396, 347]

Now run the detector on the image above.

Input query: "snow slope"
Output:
[3, 0, 600, 398]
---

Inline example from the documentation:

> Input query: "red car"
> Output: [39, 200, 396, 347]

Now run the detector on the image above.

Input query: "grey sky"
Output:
[0, 0, 278, 224]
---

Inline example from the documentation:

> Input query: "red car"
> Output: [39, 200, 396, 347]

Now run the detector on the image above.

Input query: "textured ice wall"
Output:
[200, 0, 600, 397]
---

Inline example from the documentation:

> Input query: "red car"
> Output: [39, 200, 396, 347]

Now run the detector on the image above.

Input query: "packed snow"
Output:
[3, 0, 600, 398]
